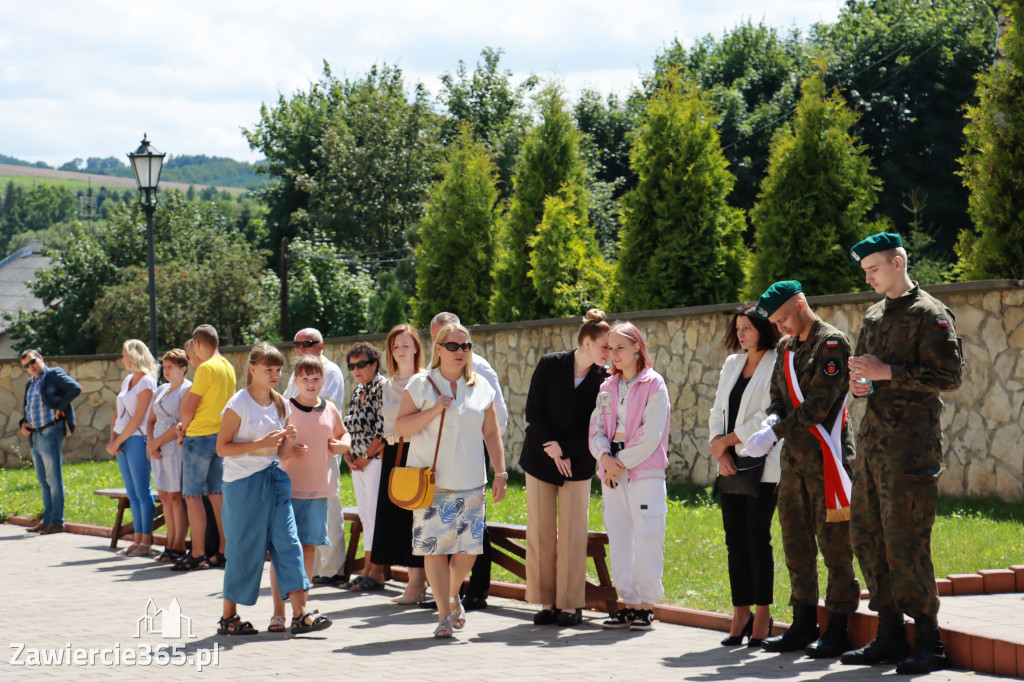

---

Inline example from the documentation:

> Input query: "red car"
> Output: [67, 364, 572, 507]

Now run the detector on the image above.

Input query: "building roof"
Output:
[0, 240, 52, 334]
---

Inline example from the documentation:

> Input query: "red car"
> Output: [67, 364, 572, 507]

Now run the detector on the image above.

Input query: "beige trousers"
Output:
[525, 473, 591, 610]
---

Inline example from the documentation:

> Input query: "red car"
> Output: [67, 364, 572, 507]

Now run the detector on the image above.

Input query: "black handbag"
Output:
[715, 455, 765, 497]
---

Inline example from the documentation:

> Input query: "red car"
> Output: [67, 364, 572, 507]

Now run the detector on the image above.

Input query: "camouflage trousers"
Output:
[777, 450, 860, 614]
[850, 442, 941, 619]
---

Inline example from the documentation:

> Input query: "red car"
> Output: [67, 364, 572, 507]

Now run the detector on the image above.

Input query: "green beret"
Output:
[850, 232, 903, 263]
[755, 280, 802, 319]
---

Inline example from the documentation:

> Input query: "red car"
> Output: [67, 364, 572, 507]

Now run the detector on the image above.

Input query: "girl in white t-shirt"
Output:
[215, 343, 331, 636]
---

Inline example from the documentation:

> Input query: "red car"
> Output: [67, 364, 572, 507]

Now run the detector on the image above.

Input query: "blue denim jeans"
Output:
[182, 433, 223, 498]
[30, 424, 66, 525]
[116, 434, 154, 535]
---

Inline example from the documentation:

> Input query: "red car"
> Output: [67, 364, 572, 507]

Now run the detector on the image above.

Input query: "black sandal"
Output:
[291, 610, 332, 634]
[217, 614, 257, 635]
[207, 552, 227, 569]
[170, 554, 207, 571]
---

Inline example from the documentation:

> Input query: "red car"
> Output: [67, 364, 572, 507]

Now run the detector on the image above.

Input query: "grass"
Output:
[0, 174, 132, 193]
[3, 460, 1022, 614]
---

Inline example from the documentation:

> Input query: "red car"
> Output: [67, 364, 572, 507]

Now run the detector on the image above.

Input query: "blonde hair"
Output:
[430, 323, 476, 386]
[385, 324, 425, 376]
[123, 339, 157, 377]
[246, 343, 287, 420]
[293, 354, 324, 377]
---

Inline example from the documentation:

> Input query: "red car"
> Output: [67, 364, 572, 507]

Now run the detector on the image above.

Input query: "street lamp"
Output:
[128, 134, 165, 357]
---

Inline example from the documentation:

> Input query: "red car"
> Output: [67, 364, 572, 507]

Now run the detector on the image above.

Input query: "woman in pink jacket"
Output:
[589, 322, 671, 631]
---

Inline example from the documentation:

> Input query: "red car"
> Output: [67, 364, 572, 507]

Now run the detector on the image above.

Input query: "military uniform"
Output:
[850, 283, 963, 619]
[769, 318, 860, 615]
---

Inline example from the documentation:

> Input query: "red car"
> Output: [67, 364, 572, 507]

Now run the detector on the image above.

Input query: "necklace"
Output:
[618, 375, 639, 405]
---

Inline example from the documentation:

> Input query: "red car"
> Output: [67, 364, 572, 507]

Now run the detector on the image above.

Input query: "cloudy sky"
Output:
[0, 1, 842, 167]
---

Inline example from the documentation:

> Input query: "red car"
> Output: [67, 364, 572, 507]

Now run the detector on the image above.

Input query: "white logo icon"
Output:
[135, 597, 196, 639]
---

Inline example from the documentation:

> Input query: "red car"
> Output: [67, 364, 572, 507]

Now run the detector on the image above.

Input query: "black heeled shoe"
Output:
[721, 614, 754, 646]
[748, 617, 774, 647]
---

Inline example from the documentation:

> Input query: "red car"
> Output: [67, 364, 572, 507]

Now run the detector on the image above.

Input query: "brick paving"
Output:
[0, 524, 1011, 681]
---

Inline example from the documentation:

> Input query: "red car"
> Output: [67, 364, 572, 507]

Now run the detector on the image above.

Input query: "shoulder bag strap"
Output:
[423, 375, 447, 471]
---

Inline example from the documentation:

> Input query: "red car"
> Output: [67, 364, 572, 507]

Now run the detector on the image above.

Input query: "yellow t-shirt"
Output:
[186, 355, 237, 437]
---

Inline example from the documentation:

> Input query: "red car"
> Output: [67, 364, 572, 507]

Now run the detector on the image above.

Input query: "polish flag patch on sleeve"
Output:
[826, 340, 839, 349]
[937, 318, 950, 328]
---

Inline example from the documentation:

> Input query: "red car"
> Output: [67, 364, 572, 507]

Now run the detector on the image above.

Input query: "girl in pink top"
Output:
[269, 354, 350, 632]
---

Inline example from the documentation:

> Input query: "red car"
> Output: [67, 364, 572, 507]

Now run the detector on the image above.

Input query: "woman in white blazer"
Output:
[709, 305, 782, 648]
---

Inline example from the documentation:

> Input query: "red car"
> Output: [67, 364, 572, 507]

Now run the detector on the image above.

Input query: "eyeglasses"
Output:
[21, 357, 38, 370]
[439, 342, 472, 353]
[347, 360, 374, 371]
[293, 339, 320, 348]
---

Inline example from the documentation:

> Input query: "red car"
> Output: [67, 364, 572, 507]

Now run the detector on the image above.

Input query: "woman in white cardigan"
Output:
[709, 305, 782, 647]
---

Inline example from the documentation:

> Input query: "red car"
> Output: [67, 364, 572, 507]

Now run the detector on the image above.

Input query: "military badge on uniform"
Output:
[937, 318, 950, 328]
[826, 340, 839, 349]
[824, 360, 839, 376]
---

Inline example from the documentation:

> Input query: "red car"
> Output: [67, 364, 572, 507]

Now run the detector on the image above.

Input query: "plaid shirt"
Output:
[25, 374, 56, 429]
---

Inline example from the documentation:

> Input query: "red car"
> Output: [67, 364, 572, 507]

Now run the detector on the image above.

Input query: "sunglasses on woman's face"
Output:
[347, 359, 374, 371]
[439, 342, 472, 353]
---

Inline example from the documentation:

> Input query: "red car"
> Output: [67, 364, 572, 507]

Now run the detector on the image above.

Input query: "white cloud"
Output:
[0, 0, 842, 166]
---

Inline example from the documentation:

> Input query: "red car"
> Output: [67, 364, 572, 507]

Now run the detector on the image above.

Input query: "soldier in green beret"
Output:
[842, 233, 963, 675]
[745, 281, 860, 658]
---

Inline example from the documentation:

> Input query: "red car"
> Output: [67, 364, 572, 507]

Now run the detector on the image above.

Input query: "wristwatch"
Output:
[495, 471, 508, 482]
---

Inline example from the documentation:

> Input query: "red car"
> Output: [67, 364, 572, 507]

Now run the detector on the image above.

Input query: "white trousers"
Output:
[351, 456, 382, 553]
[601, 476, 667, 605]
[314, 454, 347, 578]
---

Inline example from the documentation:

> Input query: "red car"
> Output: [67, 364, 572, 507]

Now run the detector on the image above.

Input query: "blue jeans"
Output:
[116, 434, 155, 535]
[182, 433, 223, 498]
[30, 424, 66, 525]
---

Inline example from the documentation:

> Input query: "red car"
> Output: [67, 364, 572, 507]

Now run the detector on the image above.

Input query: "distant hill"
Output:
[1, 152, 267, 190]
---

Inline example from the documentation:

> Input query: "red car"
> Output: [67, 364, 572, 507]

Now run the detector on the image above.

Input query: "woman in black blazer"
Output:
[520, 309, 610, 627]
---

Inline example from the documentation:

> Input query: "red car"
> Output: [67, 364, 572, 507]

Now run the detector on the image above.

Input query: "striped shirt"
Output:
[25, 374, 55, 428]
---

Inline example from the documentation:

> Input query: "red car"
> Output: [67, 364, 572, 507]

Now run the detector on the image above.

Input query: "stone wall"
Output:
[2, 280, 1022, 500]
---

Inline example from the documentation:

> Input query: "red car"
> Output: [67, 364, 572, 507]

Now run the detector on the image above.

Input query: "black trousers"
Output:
[720, 483, 777, 607]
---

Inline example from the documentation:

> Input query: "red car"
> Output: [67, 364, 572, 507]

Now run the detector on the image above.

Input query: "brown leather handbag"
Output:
[388, 376, 446, 510]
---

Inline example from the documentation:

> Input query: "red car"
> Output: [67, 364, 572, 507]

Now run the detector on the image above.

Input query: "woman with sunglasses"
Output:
[396, 323, 508, 638]
[588, 322, 671, 632]
[341, 341, 387, 591]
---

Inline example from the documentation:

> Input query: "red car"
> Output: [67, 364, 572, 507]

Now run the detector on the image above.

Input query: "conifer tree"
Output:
[412, 127, 498, 327]
[957, 1, 1024, 279]
[747, 62, 879, 297]
[490, 84, 586, 322]
[529, 182, 611, 318]
[612, 78, 747, 311]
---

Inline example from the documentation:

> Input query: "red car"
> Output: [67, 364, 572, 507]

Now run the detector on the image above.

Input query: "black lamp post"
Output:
[128, 134, 165, 357]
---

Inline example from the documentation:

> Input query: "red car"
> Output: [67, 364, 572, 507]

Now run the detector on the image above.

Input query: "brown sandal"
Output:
[268, 615, 287, 633]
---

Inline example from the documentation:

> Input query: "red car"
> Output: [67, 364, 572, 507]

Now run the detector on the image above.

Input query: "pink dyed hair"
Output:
[609, 321, 652, 376]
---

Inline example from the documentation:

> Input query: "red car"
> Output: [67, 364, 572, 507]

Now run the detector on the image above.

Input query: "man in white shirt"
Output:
[282, 327, 348, 585]
[430, 312, 508, 610]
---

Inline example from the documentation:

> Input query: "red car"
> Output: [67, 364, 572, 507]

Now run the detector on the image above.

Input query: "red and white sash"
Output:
[784, 350, 852, 522]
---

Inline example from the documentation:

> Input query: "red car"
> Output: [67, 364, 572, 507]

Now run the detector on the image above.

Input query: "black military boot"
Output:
[841, 612, 910, 665]
[762, 605, 819, 653]
[895, 616, 948, 674]
[805, 612, 850, 658]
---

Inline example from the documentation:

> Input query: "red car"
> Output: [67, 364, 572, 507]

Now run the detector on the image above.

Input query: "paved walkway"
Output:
[0, 524, 1011, 681]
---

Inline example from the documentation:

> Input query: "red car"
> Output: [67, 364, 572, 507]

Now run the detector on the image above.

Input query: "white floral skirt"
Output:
[412, 486, 485, 556]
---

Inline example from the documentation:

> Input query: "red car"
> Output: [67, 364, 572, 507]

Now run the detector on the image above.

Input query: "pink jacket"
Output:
[589, 367, 671, 481]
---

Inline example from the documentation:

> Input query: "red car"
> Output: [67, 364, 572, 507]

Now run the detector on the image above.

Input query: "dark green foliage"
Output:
[5, 191, 275, 354]
[748, 63, 880, 297]
[0, 183, 76, 253]
[490, 84, 587, 322]
[286, 235, 374, 338]
[957, 0, 1024, 280]
[612, 78, 747, 311]
[413, 128, 498, 328]
[816, 0, 996, 258]
[438, 47, 538, 200]
[529, 181, 610, 317]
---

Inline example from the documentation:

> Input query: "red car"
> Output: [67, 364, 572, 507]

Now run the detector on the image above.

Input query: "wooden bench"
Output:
[94, 488, 165, 549]
[341, 507, 619, 613]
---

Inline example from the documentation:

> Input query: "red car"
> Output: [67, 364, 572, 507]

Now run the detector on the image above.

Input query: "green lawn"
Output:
[3, 460, 1021, 614]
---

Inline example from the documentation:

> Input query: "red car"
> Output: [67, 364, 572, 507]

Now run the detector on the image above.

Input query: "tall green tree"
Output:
[748, 63, 880, 297]
[438, 47, 538, 200]
[0, 184, 77, 253]
[413, 128, 499, 328]
[490, 84, 586, 322]
[612, 78, 747, 310]
[956, 1, 1024, 279]
[816, 0, 996, 257]
[286, 235, 374, 338]
[529, 182, 610, 317]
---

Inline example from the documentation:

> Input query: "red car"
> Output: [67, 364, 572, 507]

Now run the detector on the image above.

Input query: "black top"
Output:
[726, 374, 751, 459]
[518, 349, 607, 485]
